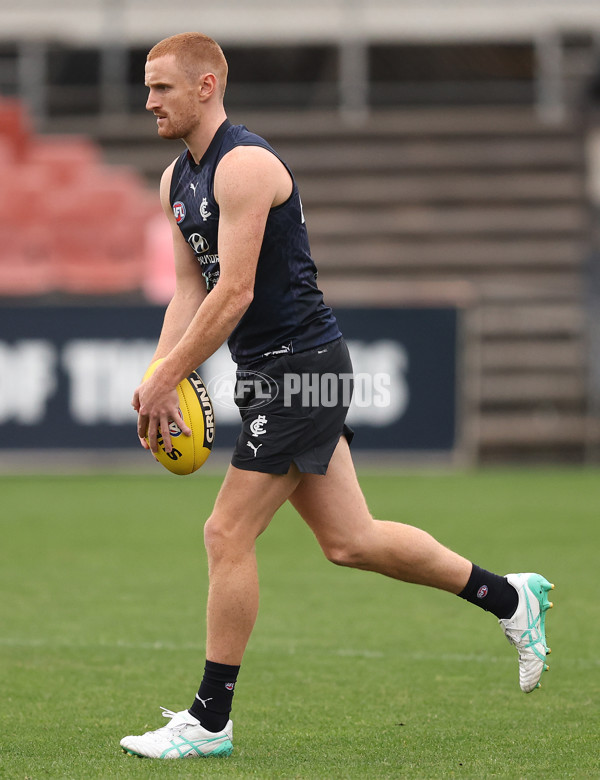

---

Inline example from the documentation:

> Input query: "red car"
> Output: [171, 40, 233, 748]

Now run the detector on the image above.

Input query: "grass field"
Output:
[0, 468, 598, 779]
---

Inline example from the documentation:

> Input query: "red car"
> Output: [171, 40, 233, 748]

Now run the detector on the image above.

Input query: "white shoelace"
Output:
[146, 707, 195, 736]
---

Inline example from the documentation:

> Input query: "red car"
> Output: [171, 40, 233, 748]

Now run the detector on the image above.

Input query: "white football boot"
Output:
[499, 572, 554, 693]
[120, 707, 233, 759]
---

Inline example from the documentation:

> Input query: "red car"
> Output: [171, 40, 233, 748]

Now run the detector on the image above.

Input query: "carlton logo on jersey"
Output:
[173, 201, 186, 224]
[200, 197, 211, 221]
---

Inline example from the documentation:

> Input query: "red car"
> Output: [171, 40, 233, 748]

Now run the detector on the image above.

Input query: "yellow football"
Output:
[142, 359, 215, 475]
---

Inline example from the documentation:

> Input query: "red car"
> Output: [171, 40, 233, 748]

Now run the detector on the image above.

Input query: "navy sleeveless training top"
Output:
[169, 120, 341, 366]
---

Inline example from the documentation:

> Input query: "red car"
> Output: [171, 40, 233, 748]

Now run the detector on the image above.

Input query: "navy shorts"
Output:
[231, 337, 354, 475]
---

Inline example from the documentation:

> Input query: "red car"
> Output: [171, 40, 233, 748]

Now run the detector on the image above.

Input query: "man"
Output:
[121, 32, 554, 760]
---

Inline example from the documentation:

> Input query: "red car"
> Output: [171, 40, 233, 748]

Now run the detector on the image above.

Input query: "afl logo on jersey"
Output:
[173, 201, 186, 224]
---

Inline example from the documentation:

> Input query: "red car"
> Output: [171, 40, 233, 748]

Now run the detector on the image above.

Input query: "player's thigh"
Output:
[289, 437, 373, 553]
[206, 462, 302, 547]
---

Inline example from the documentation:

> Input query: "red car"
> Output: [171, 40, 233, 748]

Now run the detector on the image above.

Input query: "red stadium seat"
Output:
[27, 135, 99, 165]
[0, 168, 56, 295]
[0, 137, 15, 165]
[48, 182, 149, 293]
[143, 212, 176, 304]
[0, 98, 32, 160]
[0, 220, 56, 295]
[0, 169, 52, 228]
[0, 99, 160, 297]
[24, 136, 102, 187]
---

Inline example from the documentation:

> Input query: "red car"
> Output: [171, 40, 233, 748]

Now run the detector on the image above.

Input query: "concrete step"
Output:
[279, 139, 583, 173]
[313, 238, 584, 270]
[479, 340, 586, 370]
[300, 171, 585, 206]
[307, 204, 586, 237]
[479, 303, 585, 336]
[480, 373, 586, 404]
[43, 107, 581, 142]
[478, 412, 588, 446]
[98, 136, 583, 181]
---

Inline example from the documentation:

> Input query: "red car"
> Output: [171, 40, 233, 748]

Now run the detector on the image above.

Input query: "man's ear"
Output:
[198, 72, 218, 101]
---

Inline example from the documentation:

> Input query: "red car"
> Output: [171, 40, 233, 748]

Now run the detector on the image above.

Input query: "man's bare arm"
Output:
[134, 146, 290, 453]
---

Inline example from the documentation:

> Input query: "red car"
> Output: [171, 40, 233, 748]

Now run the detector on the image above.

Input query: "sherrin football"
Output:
[142, 359, 215, 475]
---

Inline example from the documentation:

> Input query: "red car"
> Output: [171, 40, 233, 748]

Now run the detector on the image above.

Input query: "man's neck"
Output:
[185, 109, 228, 165]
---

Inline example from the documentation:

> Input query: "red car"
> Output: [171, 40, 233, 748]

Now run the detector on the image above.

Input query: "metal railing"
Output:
[2, 1, 600, 123]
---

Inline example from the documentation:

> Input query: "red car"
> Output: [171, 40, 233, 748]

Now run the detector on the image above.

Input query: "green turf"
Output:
[0, 468, 598, 779]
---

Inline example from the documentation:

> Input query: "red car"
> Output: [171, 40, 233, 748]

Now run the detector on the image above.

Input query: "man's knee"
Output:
[321, 537, 367, 569]
[203, 513, 232, 558]
[203, 511, 264, 560]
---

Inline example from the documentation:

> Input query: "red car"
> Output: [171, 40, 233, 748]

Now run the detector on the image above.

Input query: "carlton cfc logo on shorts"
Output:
[173, 201, 186, 224]
[477, 585, 489, 599]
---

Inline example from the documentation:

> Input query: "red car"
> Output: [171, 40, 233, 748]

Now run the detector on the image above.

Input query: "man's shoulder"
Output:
[222, 124, 273, 154]
[161, 152, 189, 205]
[161, 154, 184, 183]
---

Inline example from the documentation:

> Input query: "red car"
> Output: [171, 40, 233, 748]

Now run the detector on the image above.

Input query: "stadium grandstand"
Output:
[1, 0, 600, 463]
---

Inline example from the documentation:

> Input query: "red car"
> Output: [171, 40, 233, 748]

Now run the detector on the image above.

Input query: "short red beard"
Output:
[155, 100, 200, 140]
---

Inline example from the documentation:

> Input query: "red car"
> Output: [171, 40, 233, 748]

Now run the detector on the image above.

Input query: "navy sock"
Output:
[189, 660, 240, 732]
[458, 564, 518, 619]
